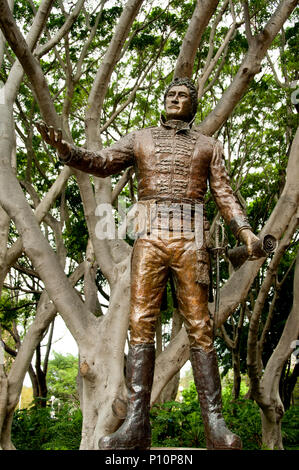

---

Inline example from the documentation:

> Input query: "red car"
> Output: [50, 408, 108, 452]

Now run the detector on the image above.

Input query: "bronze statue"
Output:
[37, 77, 260, 450]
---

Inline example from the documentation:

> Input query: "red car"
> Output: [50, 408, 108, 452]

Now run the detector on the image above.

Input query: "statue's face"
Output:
[165, 85, 193, 122]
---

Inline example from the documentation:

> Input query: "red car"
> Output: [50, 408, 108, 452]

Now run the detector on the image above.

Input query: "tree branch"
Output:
[0, 0, 13, 70]
[5, 165, 72, 274]
[247, 214, 298, 403]
[0, 0, 59, 126]
[260, 249, 299, 411]
[111, 167, 135, 204]
[35, 0, 85, 58]
[42, 319, 55, 375]
[198, 0, 298, 136]
[197, 16, 236, 100]
[73, 1, 106, 83]
[242, 0, 253, 45]
[266, 51, 287, 89]
[2, 340, 17, 358]
[3, 0, 56, 107]
[6, 261, 85, 412]
[99, 33, 170, 134]
[85, 0, 145, 148]
[174, 0, 220, 78]
[0, 204, 10, 297]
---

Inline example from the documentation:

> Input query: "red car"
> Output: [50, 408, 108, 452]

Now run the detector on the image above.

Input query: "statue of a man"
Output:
[38, 77, 259, 450]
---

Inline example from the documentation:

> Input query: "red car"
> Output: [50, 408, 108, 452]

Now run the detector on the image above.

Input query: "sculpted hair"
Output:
[164, 77, 198, 119]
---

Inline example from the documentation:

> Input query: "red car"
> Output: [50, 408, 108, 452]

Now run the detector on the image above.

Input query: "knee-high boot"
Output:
[190, 347, 242, 450]
[98, 343, 155, 450]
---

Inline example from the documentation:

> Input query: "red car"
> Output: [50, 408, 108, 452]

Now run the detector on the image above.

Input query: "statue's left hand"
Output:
[238, 229, 260, 258]
[36, 121, 72, 159]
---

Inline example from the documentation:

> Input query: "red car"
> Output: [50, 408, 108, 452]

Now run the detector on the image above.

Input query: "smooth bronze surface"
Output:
[50, 78, 255, 450]
[130, 233, 213, 349]
[61, 118, 251, 354]
[98, 343, 155, 450]
[61, 120, 250, 233]
[190, 347, 242, 450]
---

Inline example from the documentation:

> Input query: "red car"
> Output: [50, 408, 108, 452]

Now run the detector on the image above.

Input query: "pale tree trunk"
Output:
[0, 145, 131, 449]
[0, 264, 85, 450]
[254, 128, 299, 446]
[0, 1, 12, 299]
[0, 360, 8, 450]
[259, 249, 299, 449]
[0, 0, 14, 69]
[0, 0, 144, 450]
[158, 309, 183, 403]
[246, 206, 298, 449]
[78, 255, 132, 450]
[0, 1, 76, 448]
[174, 0, 220, 78]
[219, 304, 245, 400]
[0, 94, 15, 445]
[85, 0, 145, 147]
[0, 205, 9, 296]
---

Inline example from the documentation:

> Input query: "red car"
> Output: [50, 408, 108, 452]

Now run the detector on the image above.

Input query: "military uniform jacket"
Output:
[61, 118, 250, 237]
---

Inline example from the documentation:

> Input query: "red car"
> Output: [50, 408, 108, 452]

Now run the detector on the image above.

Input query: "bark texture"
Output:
[259, 249, 299, 449]
[174, 0, 220, 79]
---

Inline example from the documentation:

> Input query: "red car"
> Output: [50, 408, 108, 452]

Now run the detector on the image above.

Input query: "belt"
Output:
[139, 196, 204, 206]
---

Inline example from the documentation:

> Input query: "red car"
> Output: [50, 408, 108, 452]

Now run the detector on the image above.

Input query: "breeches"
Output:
[129, 233, 214, 351]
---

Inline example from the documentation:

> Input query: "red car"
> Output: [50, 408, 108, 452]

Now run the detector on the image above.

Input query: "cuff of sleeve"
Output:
[58, 145, 75, 164]
[229, 215, 252, 239]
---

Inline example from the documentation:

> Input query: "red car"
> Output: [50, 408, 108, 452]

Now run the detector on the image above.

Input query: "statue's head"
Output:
[164, 77, 198, 122]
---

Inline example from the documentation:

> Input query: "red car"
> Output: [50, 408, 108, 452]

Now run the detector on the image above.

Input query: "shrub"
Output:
[11, 403, 82, 450]
[150, 381, 263, 450]
[282, 405, 299, 450]
[11, 381, 298, 450]
[151, 380, 299, 450]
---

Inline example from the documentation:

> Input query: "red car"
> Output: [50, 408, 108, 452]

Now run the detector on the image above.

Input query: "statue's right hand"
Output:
[36, 121, 72, 159]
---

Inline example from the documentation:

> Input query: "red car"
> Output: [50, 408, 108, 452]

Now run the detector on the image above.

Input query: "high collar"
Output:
[160, 114, 195, 132]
